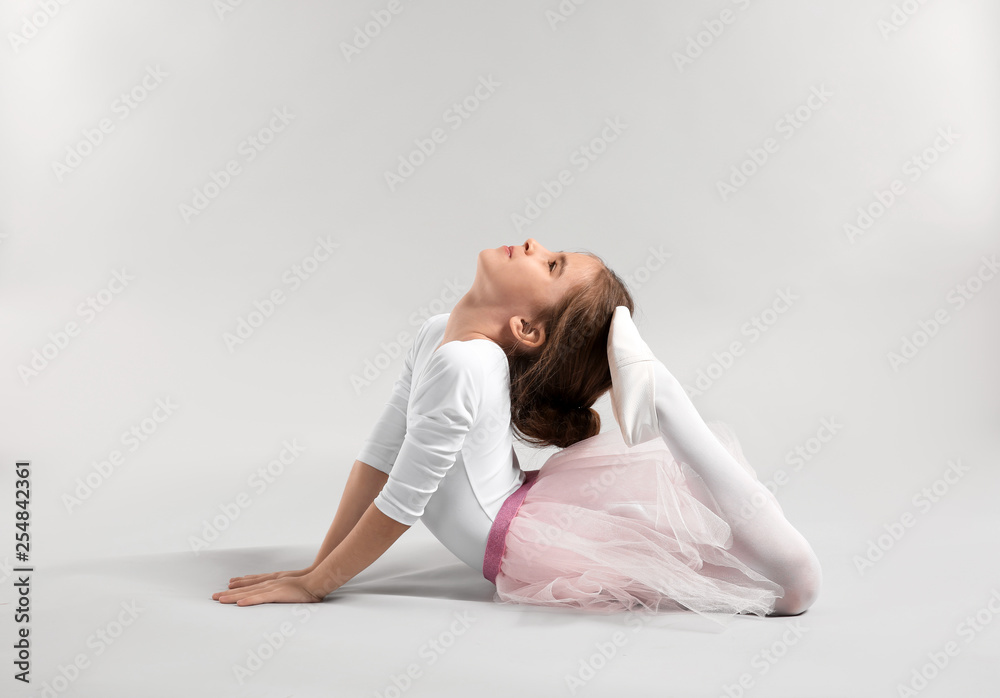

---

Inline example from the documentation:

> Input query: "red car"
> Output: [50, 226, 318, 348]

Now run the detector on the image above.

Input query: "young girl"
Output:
[212, 238, 822, 620]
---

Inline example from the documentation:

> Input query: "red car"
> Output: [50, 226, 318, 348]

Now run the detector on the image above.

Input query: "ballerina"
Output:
[212, 238, 821, 620]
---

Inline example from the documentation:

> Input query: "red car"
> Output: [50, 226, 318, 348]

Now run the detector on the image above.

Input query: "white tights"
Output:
[652, 360, 823, 616]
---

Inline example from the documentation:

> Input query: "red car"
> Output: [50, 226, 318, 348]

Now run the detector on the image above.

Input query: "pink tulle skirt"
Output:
[492, 422, 785, 619]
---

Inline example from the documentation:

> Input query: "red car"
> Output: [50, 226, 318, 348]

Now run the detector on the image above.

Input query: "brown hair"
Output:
[505, 252, 635, 449]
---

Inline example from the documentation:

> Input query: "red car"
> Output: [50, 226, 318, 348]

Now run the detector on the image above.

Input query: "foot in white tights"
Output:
[651, 359, 823, 616]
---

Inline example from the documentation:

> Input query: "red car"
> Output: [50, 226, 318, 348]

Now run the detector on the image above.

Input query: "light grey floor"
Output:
[8, 511, 997, 698]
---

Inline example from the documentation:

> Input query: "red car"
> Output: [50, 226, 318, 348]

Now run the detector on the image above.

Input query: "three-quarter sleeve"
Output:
[372, 343, 482, 526]
[355, 333, 419, 474]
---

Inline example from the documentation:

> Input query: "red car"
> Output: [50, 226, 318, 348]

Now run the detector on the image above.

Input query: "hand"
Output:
[225, 566, 315, 591]
[212, 573, 327, 606]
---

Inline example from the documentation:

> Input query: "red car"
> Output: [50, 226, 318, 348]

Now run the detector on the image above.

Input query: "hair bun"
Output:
[560, 403, 600, 448]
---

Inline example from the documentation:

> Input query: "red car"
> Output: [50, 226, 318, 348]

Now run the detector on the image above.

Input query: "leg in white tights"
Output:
[651, 360, 822, 616]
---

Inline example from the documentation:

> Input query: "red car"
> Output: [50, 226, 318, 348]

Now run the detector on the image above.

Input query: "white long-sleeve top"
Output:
[356, 313, 526, 572]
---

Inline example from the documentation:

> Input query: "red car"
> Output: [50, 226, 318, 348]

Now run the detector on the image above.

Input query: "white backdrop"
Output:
[1, 1, 999, 696]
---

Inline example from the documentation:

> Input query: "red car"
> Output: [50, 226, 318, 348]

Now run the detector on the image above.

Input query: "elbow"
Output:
[372, 495, 418, 529]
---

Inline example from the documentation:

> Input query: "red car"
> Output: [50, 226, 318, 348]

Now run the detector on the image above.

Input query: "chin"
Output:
[476, 246, 503, 269]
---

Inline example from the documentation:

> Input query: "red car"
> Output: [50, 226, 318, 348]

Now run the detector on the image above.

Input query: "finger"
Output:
[213, 580, 273, 601]
[235, 593, 274, 606]
[213, 589, 243, 601]
[235, 588, 307, 606]
[230, 572, 281, 582]
[228, 577, 272, 589]
[215, 588, 261, 603]
[216, 582, 270, 599]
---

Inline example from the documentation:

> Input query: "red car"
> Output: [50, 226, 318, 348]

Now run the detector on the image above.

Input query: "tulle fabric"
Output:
[493, 422, 785, 620]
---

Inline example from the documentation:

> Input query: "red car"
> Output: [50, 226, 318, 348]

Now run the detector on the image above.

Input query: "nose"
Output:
[524, 238, 545, 255]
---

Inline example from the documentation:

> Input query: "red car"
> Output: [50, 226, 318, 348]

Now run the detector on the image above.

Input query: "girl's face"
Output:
[475, 238, 599, 315]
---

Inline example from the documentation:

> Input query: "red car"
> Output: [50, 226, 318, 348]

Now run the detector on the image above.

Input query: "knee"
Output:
[770, 548, 822, 617]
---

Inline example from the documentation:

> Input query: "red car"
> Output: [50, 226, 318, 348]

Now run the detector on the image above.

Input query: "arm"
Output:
[227, 460, 389, 589]
[353, 325, 420, 474]
[307, 501, 411, 596]
[215, 499, 412, 605]
[308, 459, 390, 570]
[308, 322, 430, 567]
[309, 342, 482, 595]
[223, 330, 420, 590]
[214, 340, 480, 605]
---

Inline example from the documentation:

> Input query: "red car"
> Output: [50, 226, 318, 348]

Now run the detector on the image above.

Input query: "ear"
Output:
[509, 315, 546, 351]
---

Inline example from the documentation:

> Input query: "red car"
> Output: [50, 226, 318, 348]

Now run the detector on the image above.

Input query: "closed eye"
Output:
[549, 261, 557, 271]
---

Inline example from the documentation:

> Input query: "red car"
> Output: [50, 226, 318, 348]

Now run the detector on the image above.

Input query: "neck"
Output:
[439, 291, 511, 349]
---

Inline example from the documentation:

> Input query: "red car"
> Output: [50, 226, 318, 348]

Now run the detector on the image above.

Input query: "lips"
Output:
[504, 245, 512, 257]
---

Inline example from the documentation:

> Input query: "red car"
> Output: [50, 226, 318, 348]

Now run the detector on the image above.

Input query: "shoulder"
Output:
[426, 338, 488, 375]
[431, 338, 509, 395]
[406, 313, 449, 360]
[424, 337, 505, 380]
[409, 342, 485, 415]
[413, 313, 450, 348]
[422, 313, 450, 333]
[415, 314, 507, 379]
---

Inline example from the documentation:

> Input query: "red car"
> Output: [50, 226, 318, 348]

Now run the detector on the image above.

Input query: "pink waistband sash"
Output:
[483, 469, 540, 584]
